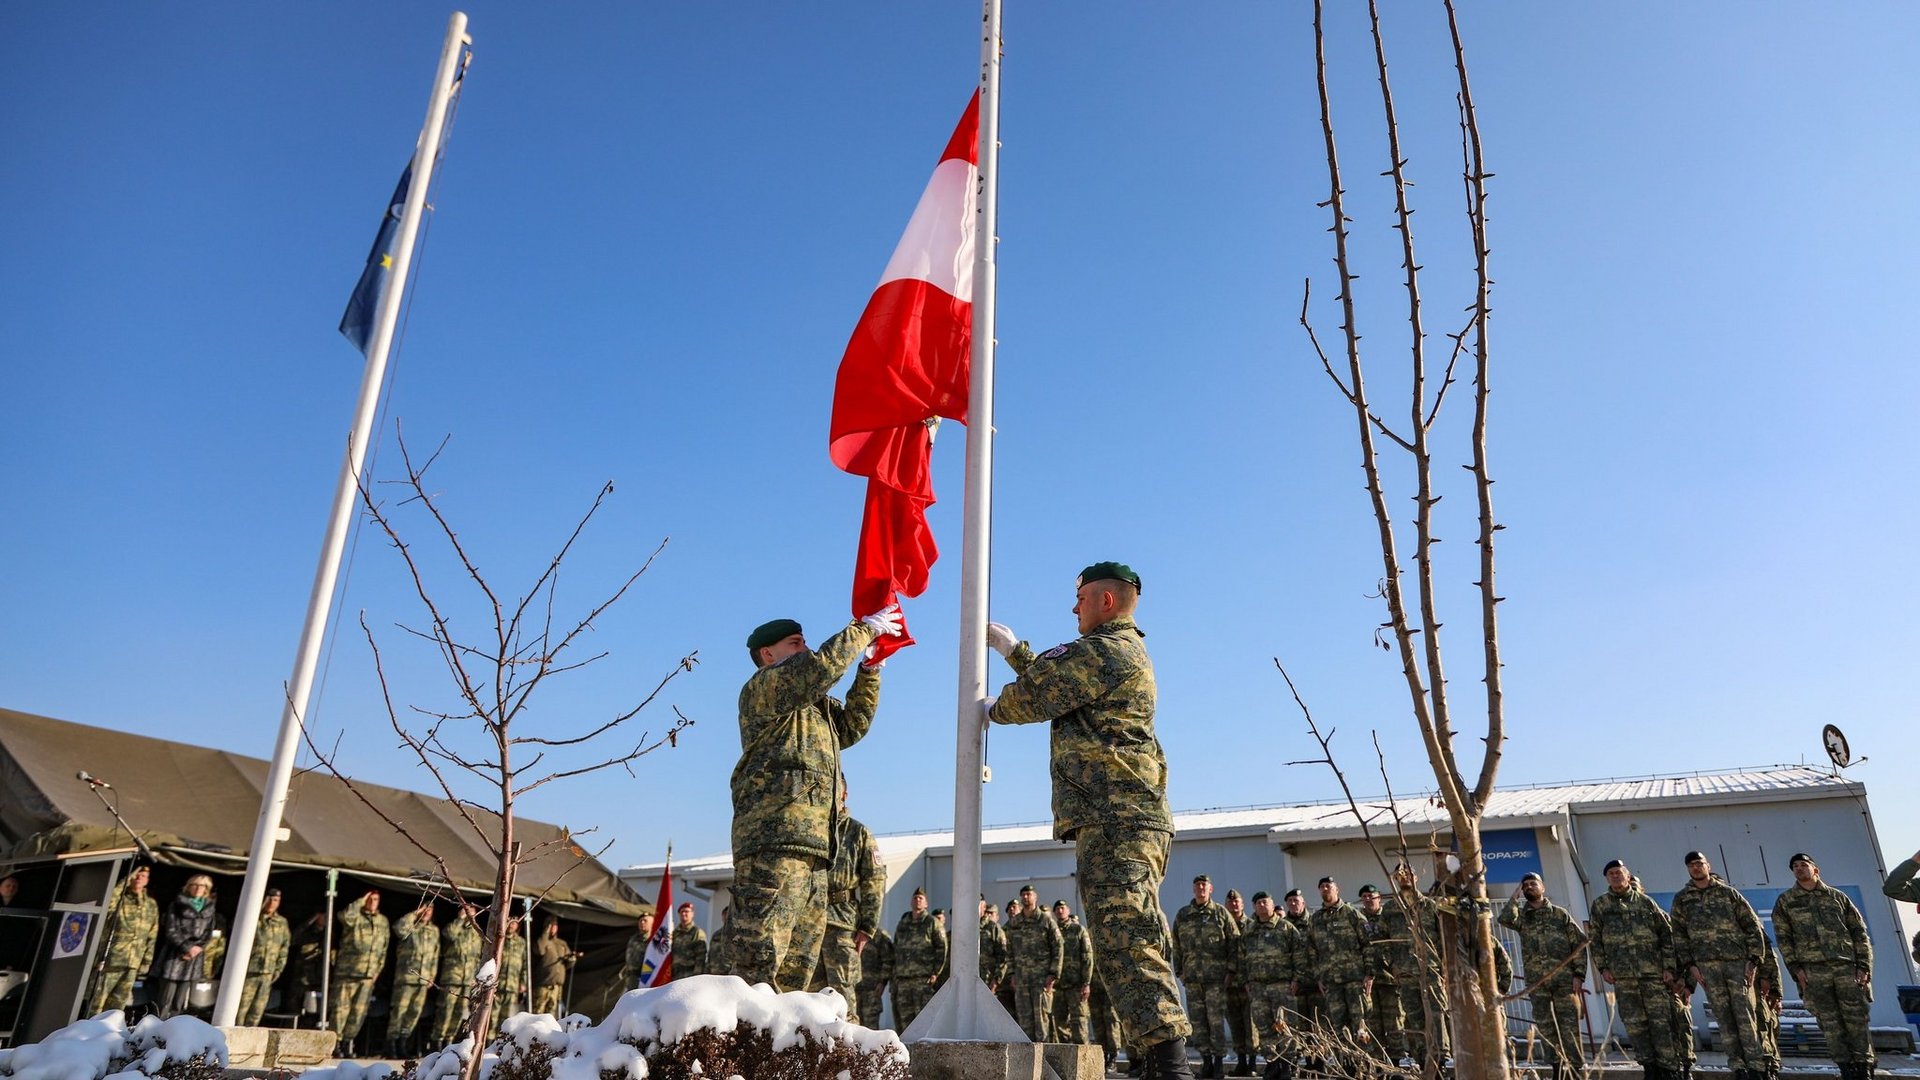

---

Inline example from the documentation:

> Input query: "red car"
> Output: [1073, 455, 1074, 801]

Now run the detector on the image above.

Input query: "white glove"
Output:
[859, 644, 886, 671]
[985, 621, 1018, 657]
[860, 603, 904, 637]
[982, 695, 998, 719]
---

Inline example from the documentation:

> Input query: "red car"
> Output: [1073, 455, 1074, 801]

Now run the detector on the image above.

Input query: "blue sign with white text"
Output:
[1480, 827, 1544, 883]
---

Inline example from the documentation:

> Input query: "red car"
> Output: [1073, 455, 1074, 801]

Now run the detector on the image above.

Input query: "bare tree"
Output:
[300, 426, 696, 1078]
[1297, 2, 1510, 1079]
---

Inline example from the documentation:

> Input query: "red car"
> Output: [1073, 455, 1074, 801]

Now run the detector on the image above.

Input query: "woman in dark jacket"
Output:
[150, 874, 216, 1016]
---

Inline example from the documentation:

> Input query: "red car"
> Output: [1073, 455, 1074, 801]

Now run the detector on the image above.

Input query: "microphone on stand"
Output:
[78, 771, 112, 789]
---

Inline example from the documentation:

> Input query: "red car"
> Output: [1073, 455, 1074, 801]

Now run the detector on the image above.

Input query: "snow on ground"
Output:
[0, 1013, 226, 1080]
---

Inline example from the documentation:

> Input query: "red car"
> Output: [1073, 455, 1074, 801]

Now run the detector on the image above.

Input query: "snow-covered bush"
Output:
[399, 976, 907, 1080]
[0, 1013, 227, 1080]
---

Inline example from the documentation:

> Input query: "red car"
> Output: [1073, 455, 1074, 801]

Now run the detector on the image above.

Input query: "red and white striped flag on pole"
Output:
[636, 865, 673, 987]
[829, 92, 981, 663]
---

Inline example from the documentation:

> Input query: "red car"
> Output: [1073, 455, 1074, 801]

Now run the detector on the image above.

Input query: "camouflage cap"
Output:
[1077, 561, 1141, 592]
[1357, 884, 1379, 896]
[747, 618, 803, 651]
[1252, 891, 1272, 903]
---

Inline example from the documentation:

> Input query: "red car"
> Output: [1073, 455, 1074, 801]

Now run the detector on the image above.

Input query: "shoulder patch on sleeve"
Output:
[1041, 644, 1070, 659]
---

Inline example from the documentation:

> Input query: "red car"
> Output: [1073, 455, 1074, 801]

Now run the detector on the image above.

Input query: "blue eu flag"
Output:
[338, 164, 413, 356]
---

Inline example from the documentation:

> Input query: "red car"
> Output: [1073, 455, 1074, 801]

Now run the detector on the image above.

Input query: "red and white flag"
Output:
[829, 92, 980, 662]
[636, 867, 673, 987]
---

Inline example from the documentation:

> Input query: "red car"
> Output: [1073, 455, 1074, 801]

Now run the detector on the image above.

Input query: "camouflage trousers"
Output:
[1183, 979, 1231, 1054]
[239, 974, 277, 1025]
[811, 926, 862, 1018]
[1368, 976, 1406, 1060]
[1396, 974, 1449, 1062]
[855, 979, 886, 1029]
[1754, 989, 1781, 1070]
[727, 850, 829, 992]
[893, 975, 937, 1031]
[1319, 979, 1371, 1045]
[391, 981, 432, 1034]
[433, 984, 473, 1045]
[332, 976, 376, 1039]
[1052, 984, 1091, 1044]
[1528, 990, 1584, 1068]
[88, 966, 140, 1015]
[1075, 824, 1190, 1050]
[1247, 982, 1296, 1060]
[531, 983, 563, 1017]
[1798, 965, 1874, 1066]
[1227, 981, 1252, 1057]
[1013, 974, 1056, 1042]
[1090, 977, 1120, 1059]
[1611, 976, 1688, 1069]
[1696, 960, 1761, 1070]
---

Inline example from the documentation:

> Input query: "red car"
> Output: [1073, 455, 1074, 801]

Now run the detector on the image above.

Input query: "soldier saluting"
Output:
[987, 560, 1194, 1080]
[730, 604, 902, 992]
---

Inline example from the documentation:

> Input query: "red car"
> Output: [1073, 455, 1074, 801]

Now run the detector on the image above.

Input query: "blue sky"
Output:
[4, 3, 1915, 881]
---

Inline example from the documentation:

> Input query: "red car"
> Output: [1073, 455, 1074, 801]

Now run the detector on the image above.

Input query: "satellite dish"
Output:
[1822, 724, 1854, 769]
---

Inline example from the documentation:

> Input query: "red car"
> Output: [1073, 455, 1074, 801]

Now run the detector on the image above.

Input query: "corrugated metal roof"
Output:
[623, 765, 1858, 874]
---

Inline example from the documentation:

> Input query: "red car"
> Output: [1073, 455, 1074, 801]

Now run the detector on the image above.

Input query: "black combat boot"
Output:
[1127, 1051, 1147, 1078]
[1234, 1053, 1254, 1077]
[1146, 1037, 1197, 1080]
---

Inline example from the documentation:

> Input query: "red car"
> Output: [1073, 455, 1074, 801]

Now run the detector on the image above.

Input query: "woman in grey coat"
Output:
[149, 874, 217, 1017]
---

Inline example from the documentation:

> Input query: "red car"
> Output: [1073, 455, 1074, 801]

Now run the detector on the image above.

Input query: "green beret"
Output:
[747, 618, 803, 652]
[1225, 889, 1241, 900]
[1051, 899, 1068, 909]
[1358, 884, 1379, 896]
[1193, 874, 1209, 884]
[1077, 561, 1141, 592]
[1252, 891, 1271, 903]
[1019, 884, 1036, 895]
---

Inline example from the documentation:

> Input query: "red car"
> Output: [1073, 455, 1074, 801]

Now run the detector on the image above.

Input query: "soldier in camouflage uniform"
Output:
[1381, 864, 1447, 1067]
[531, 918, 577, 1018]
[1241, 891, 1304, 1071]
[238, 887, 290, 1025]
[1356, 885, 1405, 1066]
[1886, 848, 1920, 905]
[731, 608, 898, 992]
[1589, 860, 1688, 1080]
[1752, 934, 1782, 1080]
[491, 916, 529, 1039]
[1305, 877, 1375, 1054]
[1670, 852, 1766, 1080]
[1281, 889, 1323, 1036]
[1006, 884, 1064, 1043]
[432, 908, 483, 1048]
[986, 561, 1193, 1079]
[812, 778, 885, 1017]
[289, 911, 328, 1022]
[1499, 872, 1589, 1078]
[670, 902, 707, 981]
[856, 926, 894, 1029]
[1772, 852, 1874, 1079]
[619, 911, 656, 987]
[979, 897, 1010, 994]
[1174, 874, 1240, 1076]
[1053, 899, 1094, 1045]
[389, 900, 442, 1054]
[891, 887, 946, 1030]
[86, 862, 158, 1015]
[709, 908, 732, 977]
[1222, 889, 1254, 1076]
[331, 888, 390, 1057]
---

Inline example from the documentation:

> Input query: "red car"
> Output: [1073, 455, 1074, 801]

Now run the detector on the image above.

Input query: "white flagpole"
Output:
[212, 11, 471, 1030]
[903, 0, 1014, 1046]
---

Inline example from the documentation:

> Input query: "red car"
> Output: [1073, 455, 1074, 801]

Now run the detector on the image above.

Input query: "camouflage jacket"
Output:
[1360, 907, 1396, 982]
[827, 814, 885, 934]
[1670, 875, 1765, 968]
[1307, 901, 1371, 983]
[979, 916, 1009, 986]
[858, 928, 895, 994]
[732, 620, 880, 860]
[1241, 913, 1303, 985]
[1772, 880, 1871, 972]
[1883, 858, 1920, 905]
[535, 934, 577, 989]
[1377, 891, 1443, 981]
[247, 911, 290, 979]
[291, 918, 328, 989]
[100, 886, 158, 972]
[333, 906, 391, 980]
[988, 618, 1173, 840]
[670, 924, 708, 979]
[893, 910, 947, 980]
[498, 931, 529, 997]
[1058, 917, 1093, 990]
[1588, 886, 1673, 981]
[438, 917, 483, 986]
[1172, 899, 1239, 982]
[1007, 908, 1063, 982]
[709, 923, 732, 972]
[393, 911, 441, 986]
[1498, 897, 1589, 994]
